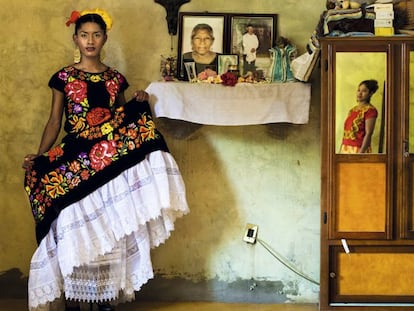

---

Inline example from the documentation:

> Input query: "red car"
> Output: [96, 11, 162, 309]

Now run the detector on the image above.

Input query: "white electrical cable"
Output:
[257, 238, 320, 286]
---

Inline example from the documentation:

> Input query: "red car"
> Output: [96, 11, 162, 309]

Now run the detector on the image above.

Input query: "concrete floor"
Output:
[0, 300, 319, 311]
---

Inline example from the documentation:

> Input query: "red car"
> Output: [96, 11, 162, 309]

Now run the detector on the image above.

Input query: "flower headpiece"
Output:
[66, 8, 113, 31]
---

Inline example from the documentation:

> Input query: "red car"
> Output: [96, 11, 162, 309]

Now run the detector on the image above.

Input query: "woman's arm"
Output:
[22, 88, 64, 169]
[115, 90, 149, 107]
[36, 89, 65, 154]
[359, 117, 377, 153]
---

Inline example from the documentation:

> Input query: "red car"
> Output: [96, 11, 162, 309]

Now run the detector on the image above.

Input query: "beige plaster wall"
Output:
[0, 0, 324, 302]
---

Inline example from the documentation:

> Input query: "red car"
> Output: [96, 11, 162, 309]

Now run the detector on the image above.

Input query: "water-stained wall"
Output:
[0, 0, 324, 303]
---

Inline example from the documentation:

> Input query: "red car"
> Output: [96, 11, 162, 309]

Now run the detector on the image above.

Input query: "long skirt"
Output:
[28, 150, 189, 311]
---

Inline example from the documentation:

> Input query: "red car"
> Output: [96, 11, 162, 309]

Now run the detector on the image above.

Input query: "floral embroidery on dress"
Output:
[25, 109, 159, 222]
[24, 66, 163, 223]
[60, 67, 124, 138]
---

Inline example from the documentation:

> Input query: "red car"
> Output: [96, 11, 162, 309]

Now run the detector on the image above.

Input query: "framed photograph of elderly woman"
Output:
[177, 12, 226, 80]
[229, 14, 278, 76]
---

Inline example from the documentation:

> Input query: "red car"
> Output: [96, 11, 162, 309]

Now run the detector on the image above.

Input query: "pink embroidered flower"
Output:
[58, 71, 69, 81]
[89, 140, 117, 171]
[65, 79, 87, 103]
[198, 68, 217, 81]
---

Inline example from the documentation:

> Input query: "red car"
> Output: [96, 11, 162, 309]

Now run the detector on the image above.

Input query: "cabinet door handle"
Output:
[403, 139, 409, 157]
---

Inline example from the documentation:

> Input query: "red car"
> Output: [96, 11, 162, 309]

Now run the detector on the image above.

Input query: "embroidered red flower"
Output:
[89, 140, 117, 171]
[80, 169, 90, 181]
[106, 80, 120, 105]
[48, 145, 64, 162]
[86, 107, 111, 126]
[220, 72, 238, 86]
[65, 79, 87, 103]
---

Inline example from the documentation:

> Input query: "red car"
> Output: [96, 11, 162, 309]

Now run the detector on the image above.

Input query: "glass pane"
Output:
[335, 52, 387, 154]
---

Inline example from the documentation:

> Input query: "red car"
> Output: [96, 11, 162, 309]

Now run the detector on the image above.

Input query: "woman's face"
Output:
[356, 83, 371, 103]
[73, 22, 107, 59]
[191, 30, 214, 56]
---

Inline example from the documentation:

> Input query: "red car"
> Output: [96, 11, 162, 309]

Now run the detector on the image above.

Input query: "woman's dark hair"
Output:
[75, 13, 107, 34]
[191, 23, 214, 40]
[359, 79, 379, 103]
[360, 79, 379, 95]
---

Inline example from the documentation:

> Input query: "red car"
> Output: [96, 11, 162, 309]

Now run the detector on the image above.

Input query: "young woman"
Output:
[23, 9, 189, 311]
[340, 79, 379, 153]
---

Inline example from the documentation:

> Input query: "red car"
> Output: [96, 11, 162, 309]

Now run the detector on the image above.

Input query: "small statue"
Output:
[269, 37, 297, 83]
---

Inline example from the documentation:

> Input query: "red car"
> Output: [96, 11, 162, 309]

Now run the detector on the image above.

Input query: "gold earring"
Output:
[100, 49, 106, 62]
[73, 47, 81, 63]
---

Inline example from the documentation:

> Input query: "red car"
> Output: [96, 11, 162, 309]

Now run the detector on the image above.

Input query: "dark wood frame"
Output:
[177, 12, 226, 80]
[228, 13, 277, 75]
[228, 13, 277, 56]
[320, 36, 414, 311]
[176, 12, 278, 79]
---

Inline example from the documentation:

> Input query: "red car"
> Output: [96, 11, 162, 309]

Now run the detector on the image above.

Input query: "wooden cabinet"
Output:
[320, 37, 414, 310]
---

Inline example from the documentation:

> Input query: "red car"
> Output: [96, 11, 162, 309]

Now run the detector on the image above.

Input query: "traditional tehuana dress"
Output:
[340, 103, 378, 153]
[24, 66, 189, 310]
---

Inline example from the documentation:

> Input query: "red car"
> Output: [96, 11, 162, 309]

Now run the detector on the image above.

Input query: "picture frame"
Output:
[228, 14, 278, 76]
[184, 61, 197, 82]
[177, 12, 226, 80]
[217, 54, 239, 75]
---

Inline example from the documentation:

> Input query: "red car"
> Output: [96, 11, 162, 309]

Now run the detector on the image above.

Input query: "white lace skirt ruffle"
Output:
[28, 150, 189, 311]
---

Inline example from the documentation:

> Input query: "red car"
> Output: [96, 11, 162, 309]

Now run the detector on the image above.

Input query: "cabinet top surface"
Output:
[319, 35, 414, 43]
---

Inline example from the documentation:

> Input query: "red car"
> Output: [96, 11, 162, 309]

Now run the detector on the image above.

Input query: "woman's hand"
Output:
[133, 90, 149, 102]
[22, 154, 39, 170]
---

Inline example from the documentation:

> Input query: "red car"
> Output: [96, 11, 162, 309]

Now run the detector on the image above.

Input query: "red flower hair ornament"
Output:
[65, 9, 113, 31]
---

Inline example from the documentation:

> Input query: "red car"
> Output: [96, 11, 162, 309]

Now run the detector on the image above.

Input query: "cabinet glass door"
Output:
[335, 52, 387, 154]
[402, 48, 414, 238]
[330, 45, 391, 240]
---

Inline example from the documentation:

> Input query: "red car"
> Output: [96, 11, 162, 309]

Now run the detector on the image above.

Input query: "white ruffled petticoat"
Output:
[28, 150, 189, 311]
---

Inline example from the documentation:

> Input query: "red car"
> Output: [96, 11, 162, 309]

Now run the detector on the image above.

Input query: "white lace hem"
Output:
[28, 150, 189, 311]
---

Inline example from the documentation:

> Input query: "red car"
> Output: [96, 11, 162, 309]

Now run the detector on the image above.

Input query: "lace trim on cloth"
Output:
[28, 150, 189, 311]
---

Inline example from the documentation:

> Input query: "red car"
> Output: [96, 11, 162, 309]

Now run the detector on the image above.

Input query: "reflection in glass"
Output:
[335, 52, 386, 154]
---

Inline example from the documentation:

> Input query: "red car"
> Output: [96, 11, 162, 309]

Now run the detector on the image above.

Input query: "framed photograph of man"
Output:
[177, 12, 226, 80]
[229, 14, 278, 76]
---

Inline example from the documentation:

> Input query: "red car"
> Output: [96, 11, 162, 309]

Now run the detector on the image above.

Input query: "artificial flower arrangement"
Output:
[194, 68, 268, 86]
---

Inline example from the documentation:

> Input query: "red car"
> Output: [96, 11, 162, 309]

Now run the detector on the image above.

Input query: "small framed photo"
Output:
[184, 62, 197, 82]
[177, 12, 226, 80]
[229, 14, 278, 76]
[218, 54, 239, 75]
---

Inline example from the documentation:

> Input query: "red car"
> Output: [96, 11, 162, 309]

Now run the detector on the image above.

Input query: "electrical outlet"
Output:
[243, 223, 258, 244]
